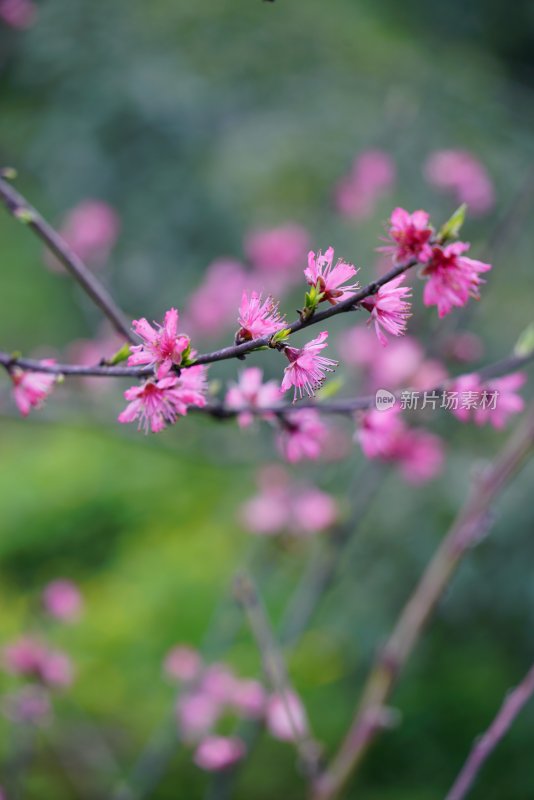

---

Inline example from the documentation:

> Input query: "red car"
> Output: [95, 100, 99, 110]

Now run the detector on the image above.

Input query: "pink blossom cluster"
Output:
[384, 208, 492, 318]
[424, 150, 495, 216]
[3, 637, 73, 689]
[225, 367, 282, 427]
[163, 645, 309, 771]
[356, 407, 444, 484]
[46, 200, 120, 272]
[240, 466, 338, 536]
[451, 372, 526, 429]
[335, 150, 396, 220]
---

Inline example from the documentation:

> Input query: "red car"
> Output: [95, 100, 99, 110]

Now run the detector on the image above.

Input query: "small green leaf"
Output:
[107, 343, 131, 365]
[437, 203, 468, 243]
[514, 322, 534, 357]
[180, 342, 196, 366]
[14, 207, 36, 224]
[270, 328, 292, 346]
[316, 376, 344, 400]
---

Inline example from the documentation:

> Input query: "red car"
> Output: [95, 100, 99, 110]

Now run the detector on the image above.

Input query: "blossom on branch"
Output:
[304, 247, 359, 305]
[10, 360, 57, 417]
[382, 207, 434, 264]
[225, 367, 282, 427]
[361, 274, 412, 345]
[421, 242, 491, 318]
[236, 291, 285, 342]
[193, 735, 246, 771]
[118, 366, 208, 434]
[128, 308, 191, 378]
[281, 331, 338, 401]
[266, 691, 309, 742]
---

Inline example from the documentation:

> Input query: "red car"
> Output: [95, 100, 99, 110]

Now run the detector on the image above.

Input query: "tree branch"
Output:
[0, 174, 134, 343]
[311, 404, 534, 800]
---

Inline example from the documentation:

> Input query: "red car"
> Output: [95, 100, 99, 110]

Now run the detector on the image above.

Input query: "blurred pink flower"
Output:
[3, 637, 73, 688]
[225, 367, 282, 427]
[2, 686, 51, 725]
[451, 372, 526, 429]
[361, 275, 412, 345]
[193, 735, 246, 771]
[277, 410, 328, 463]
[230, 679, 266, 718]
[245, 224, 310, 293]
[266, 691, 309, 742]
[281, 332, 338, 401]
[335, 150, 396, 220]
[184, 259, 249, 340]
[304, 247, 359, 305]
[422, 243, 491, 318]
[236, 291, 285, 342]
[200, 664, 238, 704]
[356, 408, 444, 484]
[176, 692, 220, 742]
[10, 361, 56, 417]
[240, 466, 337, 536]
[128, 308, 190, 378]
[163, 645, 202, 682]
[47, 200, 120, 271]
[118, 368, 208, 434]
[442, 332, 484, 363]
[0, 0, 36, 29]
[43, 580, 83, 622]
[424, 150, 495, 216]
[382, 208, 434, 264]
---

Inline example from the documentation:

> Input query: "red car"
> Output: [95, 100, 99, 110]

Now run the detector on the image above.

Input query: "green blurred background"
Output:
[1, 1, 534, 798]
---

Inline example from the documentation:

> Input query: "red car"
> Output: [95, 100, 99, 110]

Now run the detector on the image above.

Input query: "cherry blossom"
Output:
[128, 308, 190, 378]
[10, 360, 56, 417]
[361, 274, 412, 345]
[277, 410, 329, 463]
[225, 367, 282, 427]
[382, 207, 434, 264]
[422, 243, 491, 318]
[281, 332, 338, 401]
[193, 735, 246, 771]
[236, 291, 285, 342]
[304, 247, 359, 305]
[266, 691, 309, 742]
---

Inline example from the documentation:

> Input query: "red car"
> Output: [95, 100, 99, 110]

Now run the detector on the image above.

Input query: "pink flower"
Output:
[43, 580, 83, 622]
[424, 150, 495, 216]
[451, 372, 526, 429]
[184, 259, 249, 341]
[3, 686, 51, 725]
[281, 332, 338, 401]
[266, 691, 309, 742]
[277, 410, 328, 463]
[164, 646, 202, 682]
[193, 735, 246, 771]
[245, 224, 310, 293]
[382, 208, 434, 264]
[361, 275, 412, 346]
[240, 466, 337, 536]
[335, 150, 396, 220]
[304, 247, 359, 305]
[3, 638, 73, 688]
[225, 367, 282, 427]
[10, 361, 56, 417]
[236, 291, 285, 342]
[0, 0, 36, 29]
[230, 679, 266, 718]
[200, 664, 238, 704]
[422, 243, 492, 318]
[47, 200, 120, 271]
[176, 692, 220, 742]
[118, 369, 208, 434]
[128, 308, 190, 378]
[356, 409, 444, 484]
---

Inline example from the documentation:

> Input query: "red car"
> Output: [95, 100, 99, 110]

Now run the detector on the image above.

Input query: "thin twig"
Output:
[444, 661, 534, 800]
[311, 405, 534, 800]
[0, 175, 134, 342]
[234, 571, 321, 779]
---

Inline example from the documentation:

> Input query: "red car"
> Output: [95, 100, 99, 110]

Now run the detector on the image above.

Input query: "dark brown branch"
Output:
[0, 174, 134, 343]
